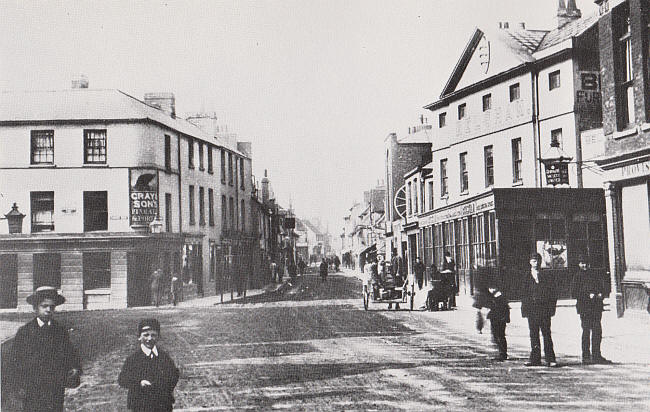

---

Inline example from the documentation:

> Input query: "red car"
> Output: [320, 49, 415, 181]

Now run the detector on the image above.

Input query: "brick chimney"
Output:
[557, 0, 581, 28]
[71, 74, 89, 89]
[144, 92, 176, 118]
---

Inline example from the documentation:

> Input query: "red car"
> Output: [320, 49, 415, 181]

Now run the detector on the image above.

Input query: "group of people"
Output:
[150, 267, 183, 307]
[11, 287, 179, 412]
[474, 253, 612, 366]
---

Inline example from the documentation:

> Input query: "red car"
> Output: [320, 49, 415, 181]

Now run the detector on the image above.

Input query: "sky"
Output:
[0, 0, 599, 233]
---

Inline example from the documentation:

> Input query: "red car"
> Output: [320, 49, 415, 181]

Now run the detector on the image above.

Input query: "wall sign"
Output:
[419, 196, 494, 226]
[545, 162, 569, 186]
[129, 169, 159, 227]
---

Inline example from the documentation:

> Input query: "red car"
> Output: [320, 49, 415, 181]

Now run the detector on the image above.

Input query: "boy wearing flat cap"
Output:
[119, 318, 180, 412]
[12, 286, 81, 412]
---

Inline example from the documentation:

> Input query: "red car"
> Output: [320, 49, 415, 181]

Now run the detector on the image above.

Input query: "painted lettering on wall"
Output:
[577, 71, 602, 131]
[419, 197, 494, 226]
[130, 169, 159, 227]
[620, 160, 650, 179]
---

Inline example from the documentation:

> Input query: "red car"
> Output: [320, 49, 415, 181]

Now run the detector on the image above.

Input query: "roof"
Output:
[0, 88, 246, 156]
[397, 127, 433, 144]
[536, 13, 599, 51]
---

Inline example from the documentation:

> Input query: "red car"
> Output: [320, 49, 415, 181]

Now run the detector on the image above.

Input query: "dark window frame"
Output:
[440, 159, 448, 196]
[228, 153, 234, 186]
[438, 112, 447, 128]
[240, 158, 245, 190]
[198, 142, 205, 171]
[549, 70, 561, 90]
[189, 185, 196, 225]
[188, 138, 195, 169]
[509, 83, 520, 102]
[208, 188, 215, 226]
[459, 152, 469, 193]
[484, 145, 494, 187]
[30, 130, 54, 165]
[83, 129, 107, 164]
[83, 252, 111, 290]
[482, 93, 492, 112]
[30, 191, 54, 232]
[458, 103, 466, 120]
[198, 186, 205, 226]
[207, 146, 213, 174]
[220, 150, 226, 184]
[512, 138, 522, 183]
[164, 134, 171, 171]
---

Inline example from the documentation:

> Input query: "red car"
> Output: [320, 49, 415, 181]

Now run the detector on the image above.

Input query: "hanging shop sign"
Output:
[129, 169, 159, 227]
[544, 162, 569, 186]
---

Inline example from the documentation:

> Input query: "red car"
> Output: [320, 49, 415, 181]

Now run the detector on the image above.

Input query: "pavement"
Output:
[340, 267, 650, 365]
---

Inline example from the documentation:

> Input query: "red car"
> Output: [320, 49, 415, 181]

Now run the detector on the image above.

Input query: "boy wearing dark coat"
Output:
[119, 318, 180, 412]
[12, 286, 82, 412]
[473, 270, 510, 361]
[571, 256, 612, 364]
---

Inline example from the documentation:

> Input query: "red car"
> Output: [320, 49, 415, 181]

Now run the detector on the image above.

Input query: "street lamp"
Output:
[149, 215, 164, 234]
[2, 203, 26, 234]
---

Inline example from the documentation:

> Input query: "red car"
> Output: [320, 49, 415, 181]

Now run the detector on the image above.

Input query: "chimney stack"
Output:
[557, 0, 581, 28]
[71, 74, 89, 89]
[144, 92, 176, 118]
[261, 169, 270, 203]
[518, 22, 526, 29]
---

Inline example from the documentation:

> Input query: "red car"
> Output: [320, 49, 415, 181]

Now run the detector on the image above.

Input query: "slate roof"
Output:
[0, 88, 244, 154]
[536, 13, 599, 51]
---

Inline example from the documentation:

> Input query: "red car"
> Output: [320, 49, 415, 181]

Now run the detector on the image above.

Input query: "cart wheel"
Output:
[363, 291, 369, 311]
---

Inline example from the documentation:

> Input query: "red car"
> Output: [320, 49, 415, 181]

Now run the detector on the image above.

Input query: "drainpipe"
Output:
[530, 65, 542, 187]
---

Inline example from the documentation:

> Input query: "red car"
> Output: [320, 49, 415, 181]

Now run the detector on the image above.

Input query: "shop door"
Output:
[0, 254, 17, 308]
[127, 252, 152, 307]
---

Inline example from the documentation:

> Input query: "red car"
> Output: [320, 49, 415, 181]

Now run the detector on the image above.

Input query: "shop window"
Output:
[570, 214, 605, 268]
[188, 139, 194, 169]
[208, 189, 214, 226]
[484, 145, 494, 187]
[189, 185, 195, 225]
[33, 253, 61, 290]
[83, 191, 108, 232]
[164, 135, 171, 171]
[486, 212, 496, 263]
[456, 218, 470, 270]
[31, 130, 54, 164]
[434, 224, 444, 268]
[444, 221, 455, 261]
[549, 70, 561, 90]
[83, 252, 111, 290]
[535, 214, 567, 269]
[199, 186, 205, 226]
[509, 83, 520, 102]
[439, 112, 446, 128]
[31, 191, 54, 232]
[471, 214, 486, 266]
[511, 138, 522, 183]
[84, 129, 107, 164]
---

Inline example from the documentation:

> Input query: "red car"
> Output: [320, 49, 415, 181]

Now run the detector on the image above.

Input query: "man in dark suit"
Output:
[12, 286, 81, 412]
[572, 256, 611, 364]
[442, 251, 457, 308]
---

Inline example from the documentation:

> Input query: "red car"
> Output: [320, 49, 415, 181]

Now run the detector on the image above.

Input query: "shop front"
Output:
[418, 188, 608, 300]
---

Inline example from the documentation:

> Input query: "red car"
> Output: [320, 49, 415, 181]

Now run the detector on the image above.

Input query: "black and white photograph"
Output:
[1, 0, 649, 410]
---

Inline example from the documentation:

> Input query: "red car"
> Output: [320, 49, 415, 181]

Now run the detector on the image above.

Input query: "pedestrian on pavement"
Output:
[521, 253, 558, 367]
[170, 275, 182, 306]
[298, 258, 306, 276]
[118, 318, 180, 412]
[270, 260, 278, 283]
[571, 255, 612, 364]
[442, 251, 457, 308]
[12, 286, 82, 412]
[319, 258, 328, 282]
[473, 269, 510, 361]
[334, 255, 340, 272]
[150, 266, 163, 307]
[414, 257, 425, 290]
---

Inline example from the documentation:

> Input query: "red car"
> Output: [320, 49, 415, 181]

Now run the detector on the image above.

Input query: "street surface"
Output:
[2, 272, 649, 411]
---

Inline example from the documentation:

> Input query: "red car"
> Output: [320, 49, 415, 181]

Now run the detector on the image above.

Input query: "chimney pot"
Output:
[518, 22, 526, 29]
[503, 22, 509, 29]
[71, 74, 89, 89]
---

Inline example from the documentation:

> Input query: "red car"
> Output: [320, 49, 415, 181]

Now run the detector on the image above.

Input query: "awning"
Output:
[359, 243, 376, 257]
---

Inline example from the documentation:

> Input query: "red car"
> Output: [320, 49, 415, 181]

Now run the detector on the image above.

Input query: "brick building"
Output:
[593, 0, 650, 316]
[0, 85, 258, 310]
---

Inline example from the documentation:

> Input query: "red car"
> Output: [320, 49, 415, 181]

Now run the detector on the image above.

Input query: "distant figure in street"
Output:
[12, 286, 82, 412]
[170, 275, 182, 306]
[320, 259, 328, 282]
[413, 257, 425, 290]
[334, 255, 340, 272]
[442, 252, 457, 308]
[118, 318, 179, 412]
[288, 261, 297, 281]
[571, 255, 612, 364]
[521, 253, 558, 367]
[150, 266, 163, 307]
[298, 258, 306, 276]
[270, 261, 278, 283]
[473, 268, 510, 361]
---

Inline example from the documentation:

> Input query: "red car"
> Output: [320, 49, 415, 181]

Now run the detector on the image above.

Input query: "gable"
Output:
[441, 28, 543, 97]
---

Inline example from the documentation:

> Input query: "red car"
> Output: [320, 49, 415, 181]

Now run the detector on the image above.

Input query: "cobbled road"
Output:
[3, 272, 649, 411]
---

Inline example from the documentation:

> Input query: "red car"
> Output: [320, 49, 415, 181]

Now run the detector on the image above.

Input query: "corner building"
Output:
[0, 88, 255, 310]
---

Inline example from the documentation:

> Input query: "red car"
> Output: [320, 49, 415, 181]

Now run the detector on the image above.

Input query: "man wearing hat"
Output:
[12, 286, 81, 412]
[118, 318, 180, 412]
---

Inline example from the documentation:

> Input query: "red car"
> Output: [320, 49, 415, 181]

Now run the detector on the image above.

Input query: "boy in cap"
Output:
[118, 318, 180, 412]
[473, 269, 510, 361]
[12, 286, 82, 412]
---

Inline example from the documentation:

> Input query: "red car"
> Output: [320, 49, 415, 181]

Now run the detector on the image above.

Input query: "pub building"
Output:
[0, 83, 255, 311]
[416, 188, 607, 300]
